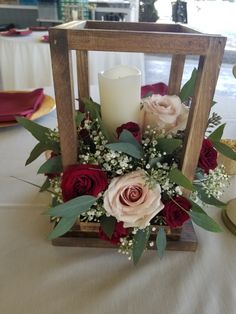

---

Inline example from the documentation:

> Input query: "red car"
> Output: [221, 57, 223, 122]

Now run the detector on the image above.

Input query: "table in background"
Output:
[0, 87, 235, 314]
[0, 32, 145, 90]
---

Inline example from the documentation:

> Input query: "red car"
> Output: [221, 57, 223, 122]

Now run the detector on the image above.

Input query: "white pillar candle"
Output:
[98, 65, 141, 140]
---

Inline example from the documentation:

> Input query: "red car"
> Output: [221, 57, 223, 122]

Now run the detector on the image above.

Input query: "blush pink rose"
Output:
[103, 170, 164, 229]
[140, 94, 189, 134]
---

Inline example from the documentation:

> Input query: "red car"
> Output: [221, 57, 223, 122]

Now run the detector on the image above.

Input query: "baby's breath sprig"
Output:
[80, 199, 106, 222]
[46, 128, 60, 143]
[201, 165, 230, 199]
[118, 236, 134, 260]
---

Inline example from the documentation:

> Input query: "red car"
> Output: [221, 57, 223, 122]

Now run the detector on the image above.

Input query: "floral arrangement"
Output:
[17, 70, 236, 264]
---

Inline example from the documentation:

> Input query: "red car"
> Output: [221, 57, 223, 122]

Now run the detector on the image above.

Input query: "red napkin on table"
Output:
[29, 26, 49, 32]
[1, 28, 32, 36]
[0, 88, 44, 122]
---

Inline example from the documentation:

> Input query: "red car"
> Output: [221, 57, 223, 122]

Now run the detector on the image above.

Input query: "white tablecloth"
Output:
[0, 32, 145, 90]
[0, 90, 235, 314]
[0, 31, 54, 90]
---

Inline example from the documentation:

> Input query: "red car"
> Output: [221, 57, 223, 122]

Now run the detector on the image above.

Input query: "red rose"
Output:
[141, 82, 168, 98]
[163, 196, 191, 228]
[61, 164, 108, 202]
[99, 222, 129, 245]
[116, 122, 141, 142]
[198, 139, 218, 174]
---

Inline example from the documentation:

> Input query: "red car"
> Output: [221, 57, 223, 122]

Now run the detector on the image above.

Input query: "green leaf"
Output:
[211, 100, 217, 107]
[119, 129, 142, 150]
[40, 177, 51, 192]
[233, 64, 236, 78]
[16, 116, 52, 143]
[46, 195, 97, 218]
[75, 111, 85, 127]
[100, 216, 117, 239]
[190, 200, 206, 214]
[213, 142, 236, 161]
[156, 227, 167, 258]
[149, 157, 161, 168]
[189, 211, 222, 232]
[106, 142, 143, 159]
[208, 124, 225, 142]
[51, 196, 61, 207]
[168, 168, 195, 191]
[83, 98, 101, 120]
[26, 142, 54, 165]
[132, 227, 151, 265]
[179, 68, 197, 102]
[157, 138, 182, 155]
[82, 98, 110, 139]
[37, 155, 63, 174]
[194, 185, 227, 209]
[48, 216, 77, 240]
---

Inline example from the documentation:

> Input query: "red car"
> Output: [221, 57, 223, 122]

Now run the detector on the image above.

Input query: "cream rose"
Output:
[140, 94, 189, 134]
[103, 170, 164, 229]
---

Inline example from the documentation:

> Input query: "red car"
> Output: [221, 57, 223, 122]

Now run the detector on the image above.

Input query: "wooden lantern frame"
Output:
[49, 21, 226, 250]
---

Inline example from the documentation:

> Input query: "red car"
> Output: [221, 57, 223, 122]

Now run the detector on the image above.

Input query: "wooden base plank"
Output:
[52, 220, 198, 252]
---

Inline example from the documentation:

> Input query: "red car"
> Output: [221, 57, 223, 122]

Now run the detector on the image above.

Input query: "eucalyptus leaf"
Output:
[233, 64, 236, 78]
[10, 176, 57, 195]
[119, 129, 142, 150]
[190, 201, 206, 214]
[194, 185, 227, 209]
[208, 124, 225, 142]
[149, 157, 161, 168]
[75, 111, 85, 127]
[40, 177, 51, 192]
[212, 142, 236, 161]
[132, 227, 151, 265]
[16, 116, 52, 143]
[157, 138, 182, 154]
[26, 142, 57, 165]
[46, 195, 97, 218]
[106, 142, 143, 159]
[100, 216, 117, 239]
[83, 98, 101, 119]
[189, 211, 222, 232]
[37, 155, 63, 174]
[51, 196, 61, 207]
[179, 68, 197, 102]
[168, 168, 195, 191]
[156, 227, 167, 258]
[48, 216, 77, 240]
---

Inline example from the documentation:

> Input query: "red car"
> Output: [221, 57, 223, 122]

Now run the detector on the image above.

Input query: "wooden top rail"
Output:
[50, 21, 226, 55]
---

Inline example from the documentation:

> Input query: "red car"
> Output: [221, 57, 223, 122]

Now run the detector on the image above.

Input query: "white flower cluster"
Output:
[46, 128, 60, 143]
[201, 165, 230, 199]
[80, 201, 106, 222]
[118, 237, 133, 260]
[78, 120, 133, 176]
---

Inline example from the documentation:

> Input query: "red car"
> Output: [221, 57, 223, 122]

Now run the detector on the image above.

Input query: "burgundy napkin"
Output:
[1, 28, 32, 36]
[29, 26, 49, 31]
[0, 88, 44, 122]
[141, 82, 168, 98]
